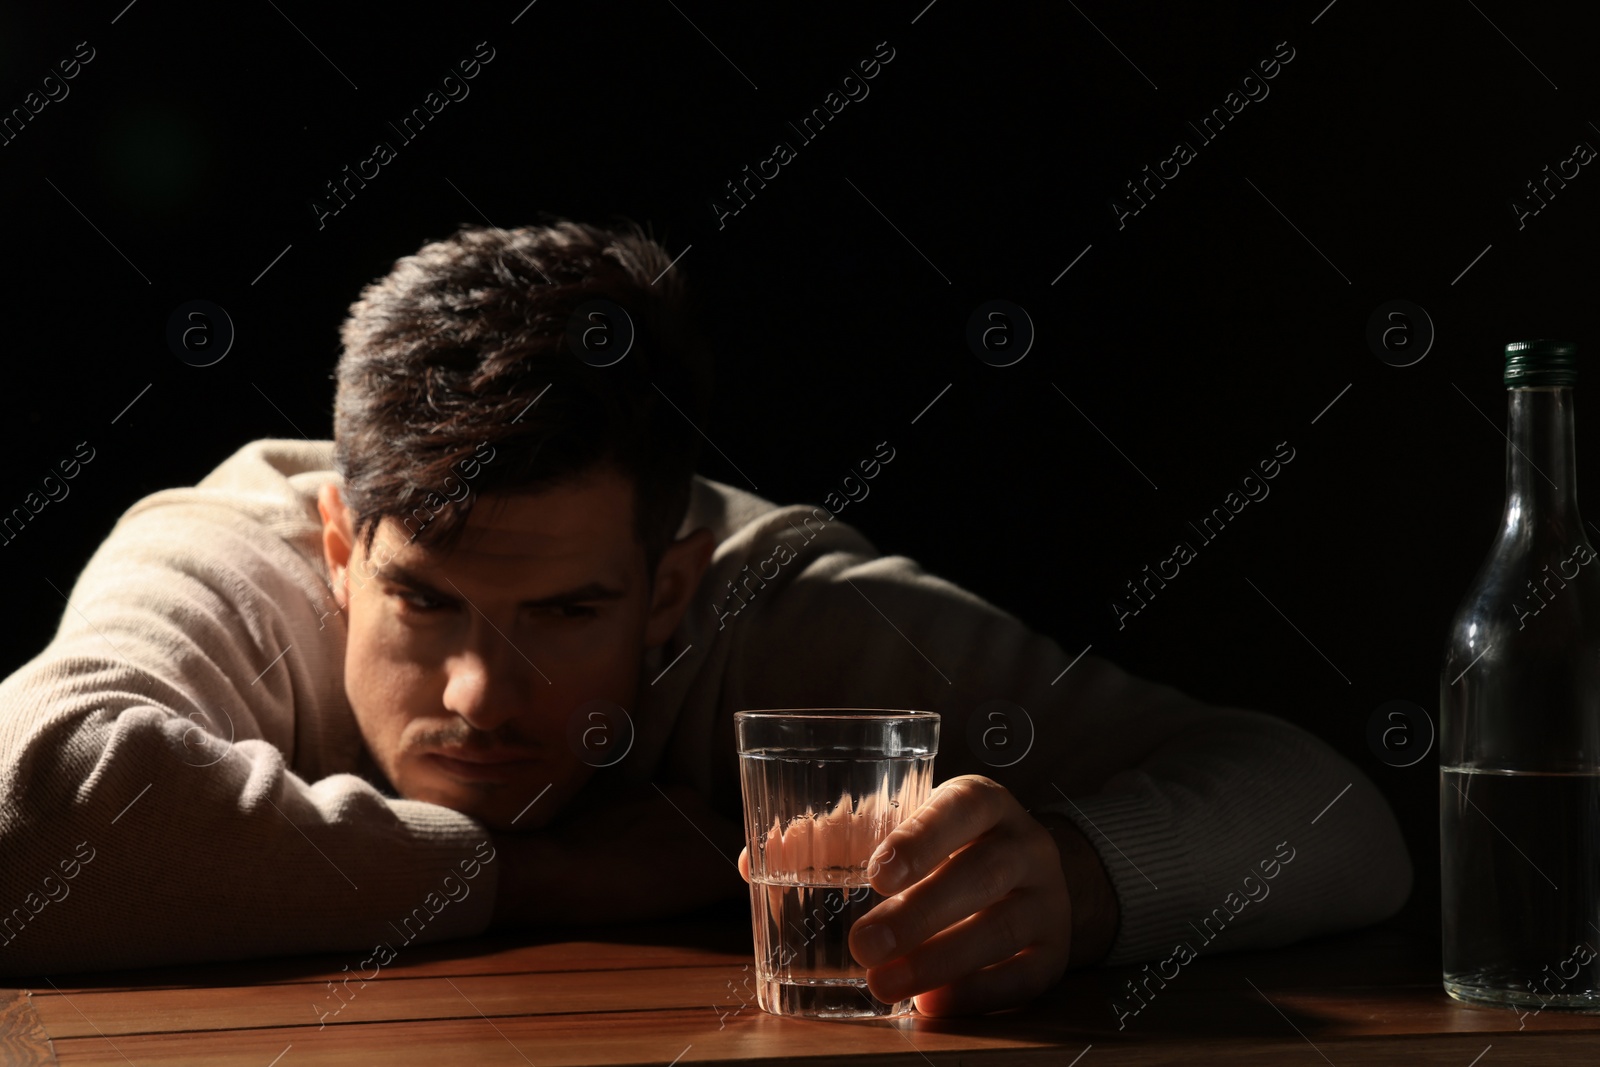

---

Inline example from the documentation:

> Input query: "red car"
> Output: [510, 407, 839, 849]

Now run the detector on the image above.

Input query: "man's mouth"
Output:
[431, 745, 540, 764]
[426, 748, 541, 784]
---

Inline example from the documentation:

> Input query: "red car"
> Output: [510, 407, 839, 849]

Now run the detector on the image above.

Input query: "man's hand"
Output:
[491, 780, 746, 929]
[736, 775, 1117, 1016]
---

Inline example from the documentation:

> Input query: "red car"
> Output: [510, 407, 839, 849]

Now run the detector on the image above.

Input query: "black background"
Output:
[5, 0, 1600, 947]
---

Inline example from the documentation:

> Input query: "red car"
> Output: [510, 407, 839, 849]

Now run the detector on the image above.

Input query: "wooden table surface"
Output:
[5, 915, 1599, 1066]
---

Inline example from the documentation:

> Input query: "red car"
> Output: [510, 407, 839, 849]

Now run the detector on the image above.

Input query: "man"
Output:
[0, 220, 1411, 1016]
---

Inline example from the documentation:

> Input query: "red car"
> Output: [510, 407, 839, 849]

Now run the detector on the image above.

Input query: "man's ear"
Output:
[318, 483, 354, 609]
[644, 527, 716, 648]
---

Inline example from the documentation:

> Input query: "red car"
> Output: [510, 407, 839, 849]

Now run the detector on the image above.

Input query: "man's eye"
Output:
[392, 591, 596, 619]
[396, 590, 451, 613]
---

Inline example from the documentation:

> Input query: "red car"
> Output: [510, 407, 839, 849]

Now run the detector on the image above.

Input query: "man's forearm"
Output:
[1034, 811, 1120, 967]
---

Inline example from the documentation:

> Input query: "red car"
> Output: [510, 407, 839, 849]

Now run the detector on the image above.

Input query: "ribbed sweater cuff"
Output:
[1036, 788, 1195, 966]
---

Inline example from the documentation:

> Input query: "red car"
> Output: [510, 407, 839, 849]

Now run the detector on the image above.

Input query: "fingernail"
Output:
[873, 855, 907, 893]
[854, 922, 896, 966]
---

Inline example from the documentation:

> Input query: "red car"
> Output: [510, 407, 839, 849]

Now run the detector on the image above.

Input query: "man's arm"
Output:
[0, 505, 496, 978]
[719, 508, 1412, 976]
[1034, 810, 1120, 967]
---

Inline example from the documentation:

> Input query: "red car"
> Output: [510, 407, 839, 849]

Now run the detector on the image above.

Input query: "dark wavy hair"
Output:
[331, 218, 713, 576]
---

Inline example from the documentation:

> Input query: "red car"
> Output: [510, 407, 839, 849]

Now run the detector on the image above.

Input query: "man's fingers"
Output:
[850, 830, 1032, 967]
[737, 846, 751, 883]
[859, 889, 1046, 1003]
[868, 776, 1013, 896]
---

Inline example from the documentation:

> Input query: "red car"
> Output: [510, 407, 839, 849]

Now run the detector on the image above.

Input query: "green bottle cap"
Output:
[1504, 339, 1578, 386]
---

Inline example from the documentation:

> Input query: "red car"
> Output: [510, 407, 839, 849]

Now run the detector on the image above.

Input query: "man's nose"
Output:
[440, 643, 534, 735]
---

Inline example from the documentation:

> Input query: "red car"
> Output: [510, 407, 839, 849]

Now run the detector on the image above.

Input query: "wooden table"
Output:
[5, 916, 1599, 1065]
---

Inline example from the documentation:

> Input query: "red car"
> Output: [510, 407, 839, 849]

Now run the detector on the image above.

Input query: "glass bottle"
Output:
[1441, 339, 1600, 1012]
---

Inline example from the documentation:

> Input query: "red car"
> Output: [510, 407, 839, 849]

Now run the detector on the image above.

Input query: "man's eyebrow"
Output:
[378, 563, 627, 606]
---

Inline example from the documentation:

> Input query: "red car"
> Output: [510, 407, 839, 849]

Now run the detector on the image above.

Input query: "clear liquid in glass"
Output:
[739, 750, 933, 1018]
[1441, 766, 1600, 1010]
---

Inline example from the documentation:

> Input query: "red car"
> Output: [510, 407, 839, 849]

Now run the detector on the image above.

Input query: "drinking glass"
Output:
[735, 708, 940, 1018]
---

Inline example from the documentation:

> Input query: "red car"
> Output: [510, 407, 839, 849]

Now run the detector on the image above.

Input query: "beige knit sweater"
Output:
[0, 439, 1412, 977]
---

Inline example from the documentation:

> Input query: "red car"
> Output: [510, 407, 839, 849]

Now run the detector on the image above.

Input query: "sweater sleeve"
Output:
[0, 503, 498, 978]
[721, 509, 1413, 966]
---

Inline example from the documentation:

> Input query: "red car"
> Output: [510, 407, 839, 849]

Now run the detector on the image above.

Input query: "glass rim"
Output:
[734, 708, 938, 722]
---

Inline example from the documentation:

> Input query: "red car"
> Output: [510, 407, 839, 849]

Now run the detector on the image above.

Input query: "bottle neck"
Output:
[1504, 386, 1582, 538]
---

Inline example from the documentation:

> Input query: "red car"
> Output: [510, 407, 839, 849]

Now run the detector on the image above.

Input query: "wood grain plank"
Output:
[48, 1006, 1062, 1067]
[24, 923, 1600, 1065]
[46, 1009, 1600, 1067]
[0, 988, 57, 1065]
[30, 959, 1581, 1044]
[12, 918, 1421, 998]
[25, 925, 1587, 1045]
[30, 965, 754, 1038]
[16, 918, 755, 994]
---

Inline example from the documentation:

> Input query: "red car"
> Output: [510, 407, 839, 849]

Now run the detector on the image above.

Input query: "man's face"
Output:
[317, 464, 711, 831]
